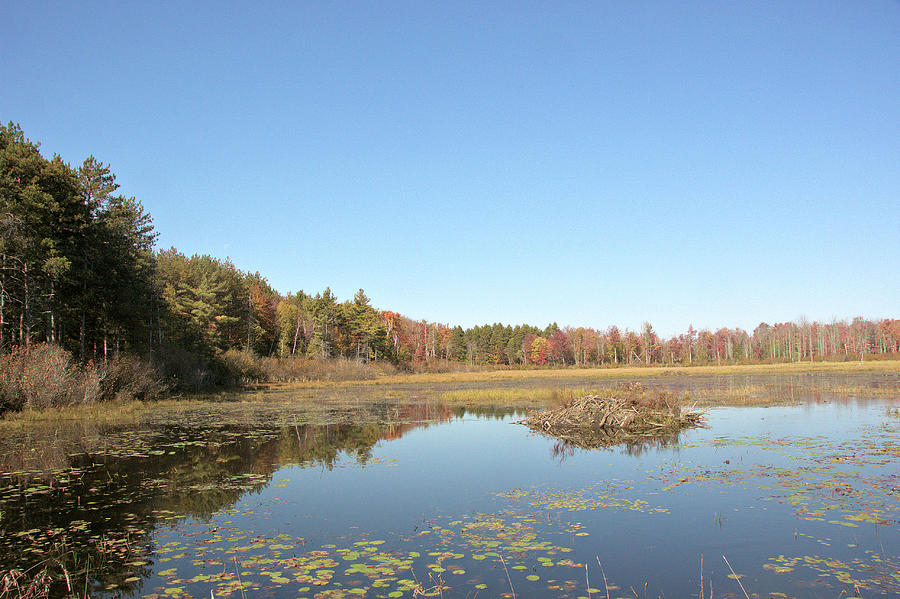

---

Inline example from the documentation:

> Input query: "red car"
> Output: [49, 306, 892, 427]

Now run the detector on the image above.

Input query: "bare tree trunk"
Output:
[247, 293, 253, 351]
[0, 254, 5, 354]
[47, 279, 55, 343]
[22, 262, 30, 348]
[80, 311, 86, 359]
[291, 315, 302, 356]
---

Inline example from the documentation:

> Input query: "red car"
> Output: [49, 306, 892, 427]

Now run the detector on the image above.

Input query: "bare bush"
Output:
[0, 344, 166, 413]
[232, 354, 399, 383]
[0, 344, 77, 411]
[99, 355, 167, 401]
[221, 349, 266, 384]
[258, 356, 386, 382]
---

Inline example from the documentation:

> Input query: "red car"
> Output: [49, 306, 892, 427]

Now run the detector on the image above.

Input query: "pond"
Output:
[1, 372, 898, 598]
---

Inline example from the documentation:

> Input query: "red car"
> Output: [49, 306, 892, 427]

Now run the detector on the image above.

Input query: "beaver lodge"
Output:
[518, 383, 706, 449]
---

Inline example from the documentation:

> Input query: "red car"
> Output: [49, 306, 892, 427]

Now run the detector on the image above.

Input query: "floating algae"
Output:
[517, 383, 706, 449]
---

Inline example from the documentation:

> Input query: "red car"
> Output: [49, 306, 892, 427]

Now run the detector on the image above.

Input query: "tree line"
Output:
[440, 318, 900, 367]
[2, 122, 898, 386]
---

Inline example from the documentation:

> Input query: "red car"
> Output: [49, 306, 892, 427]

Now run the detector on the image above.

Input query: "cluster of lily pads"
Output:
[495, 480, 669, 514]
[648, 419, 900, 595]
[144, 506, 606, 599]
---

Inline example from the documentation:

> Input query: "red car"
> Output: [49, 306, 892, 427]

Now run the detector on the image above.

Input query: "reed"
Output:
[438, 387, 581, 406]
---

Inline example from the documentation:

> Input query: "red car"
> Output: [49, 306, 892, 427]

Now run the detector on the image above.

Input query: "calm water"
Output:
[1, 374, 898, 599]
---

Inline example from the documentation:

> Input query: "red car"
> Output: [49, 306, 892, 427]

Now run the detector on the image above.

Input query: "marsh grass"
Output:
[440, 384, 803, 407]
[688, 384, 790, 406]
[438, 387, 582, 406]
[259, 360, 900, 390]
[0, 567, 51, 599]
[813, 383, 900, 398]
[0, 398, 205, 428]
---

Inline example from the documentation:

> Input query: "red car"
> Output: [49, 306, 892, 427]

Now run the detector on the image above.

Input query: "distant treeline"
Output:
[2, 122, 898, 390]
[437, 318, 900, 367]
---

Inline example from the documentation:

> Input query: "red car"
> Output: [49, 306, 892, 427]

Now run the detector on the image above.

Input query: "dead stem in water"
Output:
[722, 555, 751, 599]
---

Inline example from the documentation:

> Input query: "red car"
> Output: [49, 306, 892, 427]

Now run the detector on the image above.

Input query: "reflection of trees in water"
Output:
[0, 404, 459, 598]
[0, 425, 279, 597]
[549, 431, 683, 461]
[450, 405, 526, 420]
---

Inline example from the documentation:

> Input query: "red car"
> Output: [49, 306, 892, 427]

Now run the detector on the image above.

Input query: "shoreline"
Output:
[2, 360, 896, 426]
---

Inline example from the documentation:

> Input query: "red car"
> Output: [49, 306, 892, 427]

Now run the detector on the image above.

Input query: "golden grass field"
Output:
[265, 358, 900, 388]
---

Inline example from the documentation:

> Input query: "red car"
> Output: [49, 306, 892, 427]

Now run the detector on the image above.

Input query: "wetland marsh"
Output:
[1, 366, 899, 599]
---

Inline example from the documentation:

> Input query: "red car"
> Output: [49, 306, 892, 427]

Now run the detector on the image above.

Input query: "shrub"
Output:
[226, 353, 399, 384]
[99, 354, 167, 402]
[221, 349, 266, 385]
[403, 359, 482, 374]
[153, 345, 216, 391]
[0, 344, 77, 411]
[0, 343, 166, 413]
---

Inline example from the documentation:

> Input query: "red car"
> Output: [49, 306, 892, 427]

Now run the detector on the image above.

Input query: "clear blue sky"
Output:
[3, 1, 898, 336]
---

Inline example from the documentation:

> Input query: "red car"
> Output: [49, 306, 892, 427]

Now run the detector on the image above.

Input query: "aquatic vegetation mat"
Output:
[141, 506, 601, 599]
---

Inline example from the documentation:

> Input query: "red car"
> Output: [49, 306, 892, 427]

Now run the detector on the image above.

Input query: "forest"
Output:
[2, 122, 899, 405]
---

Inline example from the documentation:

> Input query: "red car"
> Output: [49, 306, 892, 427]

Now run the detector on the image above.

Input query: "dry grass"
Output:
[260, 360, 900, 390]
[0, 568, 51, 599]
[441, 384, 787, 407]
[438, 387, 582, 406]
[0, 398, 208, 427]
[687, 384, 787, 406]
[812, 383, 900, 398]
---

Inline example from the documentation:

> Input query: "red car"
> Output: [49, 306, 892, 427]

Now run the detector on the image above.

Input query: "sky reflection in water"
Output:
[142, 400, 899, 599]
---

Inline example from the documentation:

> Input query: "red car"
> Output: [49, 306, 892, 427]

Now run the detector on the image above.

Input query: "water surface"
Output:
[1, 373, 898, 598]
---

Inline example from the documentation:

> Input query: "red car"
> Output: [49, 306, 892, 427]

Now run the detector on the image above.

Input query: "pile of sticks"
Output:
[520, 384, 705, 446]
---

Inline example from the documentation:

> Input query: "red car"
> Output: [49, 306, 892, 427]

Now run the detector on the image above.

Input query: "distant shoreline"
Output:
[259, 358, 900, 389]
